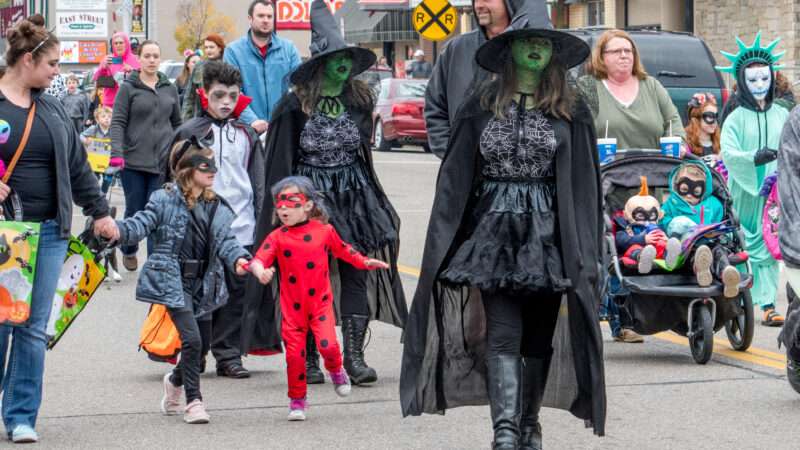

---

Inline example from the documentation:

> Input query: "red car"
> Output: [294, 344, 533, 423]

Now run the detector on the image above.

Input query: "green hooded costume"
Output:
[717, 33, 787, 308]
[661, 160, 725, 237]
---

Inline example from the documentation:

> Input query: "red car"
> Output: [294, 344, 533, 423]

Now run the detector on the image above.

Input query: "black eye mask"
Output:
[631, 207, 659, 222]
[676, 177, 705, 200]
[188, 155, 218, 174]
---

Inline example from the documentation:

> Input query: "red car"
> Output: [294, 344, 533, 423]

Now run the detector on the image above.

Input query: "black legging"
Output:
[482, 290, 562, 358]
[339, 261, 369, 317]
[168, 290, 212, 403]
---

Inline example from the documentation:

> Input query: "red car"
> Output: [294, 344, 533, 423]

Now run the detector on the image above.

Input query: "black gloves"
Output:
[754, 147, 778, 166]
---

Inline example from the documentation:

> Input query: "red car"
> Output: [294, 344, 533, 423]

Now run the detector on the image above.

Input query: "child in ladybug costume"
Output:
[247, 176, 389, 421]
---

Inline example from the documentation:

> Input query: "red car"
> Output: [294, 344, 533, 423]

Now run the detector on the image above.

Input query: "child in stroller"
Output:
[661, 160, 742, 298]
[603, 151, 754, 361]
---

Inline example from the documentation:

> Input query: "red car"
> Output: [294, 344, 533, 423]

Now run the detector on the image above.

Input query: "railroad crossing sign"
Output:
[413, 0, 457, 41]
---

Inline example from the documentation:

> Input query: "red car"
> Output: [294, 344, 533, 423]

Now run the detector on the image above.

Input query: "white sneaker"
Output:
[111, 268, 122, 282]
[160, 373, 183, 415]
[330, 368, 351, 397]
[288, 398, 307, 421]
[637, 245, 657, 274]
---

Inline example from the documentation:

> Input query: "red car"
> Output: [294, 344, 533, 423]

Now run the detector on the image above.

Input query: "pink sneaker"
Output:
[184, 399, 210, 424]
[160, 372, 182, 415]
[330, 368, 351, 397]
[288, 398, 307, 421]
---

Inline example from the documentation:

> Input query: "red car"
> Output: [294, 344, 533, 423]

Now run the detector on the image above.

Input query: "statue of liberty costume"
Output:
[718, 32, 789, 321]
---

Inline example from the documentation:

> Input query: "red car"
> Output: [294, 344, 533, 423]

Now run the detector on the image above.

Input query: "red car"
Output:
[373, 78, 429, 152]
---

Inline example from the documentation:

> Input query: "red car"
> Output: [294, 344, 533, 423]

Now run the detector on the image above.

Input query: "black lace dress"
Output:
[296, 111, 397, 254]
[440, 102, 570, 294]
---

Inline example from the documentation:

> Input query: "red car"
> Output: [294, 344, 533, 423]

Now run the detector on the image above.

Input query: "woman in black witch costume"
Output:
[243, 0, 406, 386]
[399, 2, 606, 449]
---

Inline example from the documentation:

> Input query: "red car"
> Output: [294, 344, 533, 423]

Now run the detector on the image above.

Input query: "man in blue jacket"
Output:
[224, 0, 301, 134]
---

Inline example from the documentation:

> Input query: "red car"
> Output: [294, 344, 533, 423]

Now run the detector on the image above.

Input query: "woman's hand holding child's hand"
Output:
[235, 258, 249, 276]
[364, 258, 390, 270]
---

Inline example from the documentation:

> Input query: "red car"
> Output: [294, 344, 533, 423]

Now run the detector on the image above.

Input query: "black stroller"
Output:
[602, 150, 754, 364]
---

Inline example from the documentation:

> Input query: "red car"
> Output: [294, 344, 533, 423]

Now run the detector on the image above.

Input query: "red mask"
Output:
[275, 192, 308, 209]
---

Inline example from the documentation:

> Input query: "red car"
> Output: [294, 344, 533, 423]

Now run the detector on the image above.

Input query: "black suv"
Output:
[567, 28, 727, 125]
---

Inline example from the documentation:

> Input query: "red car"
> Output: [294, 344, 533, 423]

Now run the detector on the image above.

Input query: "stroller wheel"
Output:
[689, 302, 714, 365]
[725, 290, 754, 352]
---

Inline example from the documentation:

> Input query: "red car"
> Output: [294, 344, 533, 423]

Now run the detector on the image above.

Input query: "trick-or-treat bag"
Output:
[0, 217, 40, 328]
[46, 237, 106, 349]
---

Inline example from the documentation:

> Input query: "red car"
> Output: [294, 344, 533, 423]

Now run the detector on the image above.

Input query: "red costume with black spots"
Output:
[251, 219, 372, 400]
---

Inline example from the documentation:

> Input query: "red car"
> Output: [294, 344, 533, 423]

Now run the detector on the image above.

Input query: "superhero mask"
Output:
[673, 164, 707, 205]
[188, 155, 218, 174]
[623, 176, 664, 225]
[275, 192, 309, 209]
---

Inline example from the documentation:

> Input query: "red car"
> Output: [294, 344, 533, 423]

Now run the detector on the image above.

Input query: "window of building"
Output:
[587, 0, 605, 26]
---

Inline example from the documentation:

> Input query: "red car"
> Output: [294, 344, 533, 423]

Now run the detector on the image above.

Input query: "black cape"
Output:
[398, 92, 606, 436]
[170, 114, 281, 355]
[241, 92, 407, 352]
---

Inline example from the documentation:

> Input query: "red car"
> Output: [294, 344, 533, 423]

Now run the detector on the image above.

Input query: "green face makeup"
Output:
[323, 53, 353, 84]
[511, 37, 553, 73]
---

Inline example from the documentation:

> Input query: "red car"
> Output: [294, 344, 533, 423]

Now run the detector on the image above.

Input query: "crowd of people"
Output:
[0, 0, 797, 447]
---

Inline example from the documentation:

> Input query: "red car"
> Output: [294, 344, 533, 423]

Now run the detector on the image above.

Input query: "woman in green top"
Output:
[578, 29, 685, 150]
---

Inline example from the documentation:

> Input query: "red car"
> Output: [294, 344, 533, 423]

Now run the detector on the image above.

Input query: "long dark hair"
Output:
[480, 54, 574, 120]
[294, 55, 373, 116]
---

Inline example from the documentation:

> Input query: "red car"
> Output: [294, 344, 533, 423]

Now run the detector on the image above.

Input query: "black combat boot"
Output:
[342, 314, 377, 385]
[306, 331, 325, 384]
[487, 355, 522, 450]
[519, 356, 551, 450]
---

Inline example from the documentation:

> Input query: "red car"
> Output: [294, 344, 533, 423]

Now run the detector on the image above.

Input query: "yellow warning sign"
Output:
[413, 0, 457, 42]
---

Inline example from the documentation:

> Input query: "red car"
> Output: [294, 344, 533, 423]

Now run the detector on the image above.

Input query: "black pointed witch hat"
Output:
[290, 0, 377, 85]
[475, 0, 589, 72]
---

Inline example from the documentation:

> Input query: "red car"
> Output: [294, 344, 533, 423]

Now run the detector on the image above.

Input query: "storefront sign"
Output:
[60, 41, 108, 64]
[56, 11, 108, 38]
[0, 3, 25, 37]
[277, 0, 345, 30]
[56, 0, 106, 10]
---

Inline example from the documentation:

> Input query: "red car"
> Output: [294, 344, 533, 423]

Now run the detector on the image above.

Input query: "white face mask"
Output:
[744, 66, 772, 101]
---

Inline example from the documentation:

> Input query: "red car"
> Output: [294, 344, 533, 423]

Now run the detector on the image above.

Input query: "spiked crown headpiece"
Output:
[715, 32, 784, 81]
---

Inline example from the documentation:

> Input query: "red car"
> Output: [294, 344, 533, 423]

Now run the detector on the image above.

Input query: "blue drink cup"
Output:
[597, 138, 617, 164]
[660, 136, 681, 158]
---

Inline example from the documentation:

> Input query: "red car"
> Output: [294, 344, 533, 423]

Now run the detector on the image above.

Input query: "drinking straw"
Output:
[604, 120, 609, 139]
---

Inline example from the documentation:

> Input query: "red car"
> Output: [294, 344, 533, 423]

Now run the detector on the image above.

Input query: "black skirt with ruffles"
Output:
[440, 179, 571, 294]
[297, 160, 398, 254]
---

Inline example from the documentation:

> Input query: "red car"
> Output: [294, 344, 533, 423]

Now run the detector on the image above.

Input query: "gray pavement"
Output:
[8, 147, 800, 449]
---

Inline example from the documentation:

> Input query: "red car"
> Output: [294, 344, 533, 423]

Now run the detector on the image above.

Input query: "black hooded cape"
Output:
[240, 92, 407, 352]
[399, 91, 606, 436]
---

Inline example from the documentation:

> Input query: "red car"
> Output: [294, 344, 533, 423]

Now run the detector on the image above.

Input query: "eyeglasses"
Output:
[701, 112, 718, 124]
[603, 48, 634, 56]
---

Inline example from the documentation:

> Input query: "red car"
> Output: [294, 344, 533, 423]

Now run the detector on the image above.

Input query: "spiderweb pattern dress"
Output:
[296, 111, 397, 254]
[440, 101, 571, 294]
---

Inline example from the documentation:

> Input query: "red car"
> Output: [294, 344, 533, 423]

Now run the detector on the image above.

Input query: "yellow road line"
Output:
[397, 263, 786, 371]
[654, 332, 785, 370]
